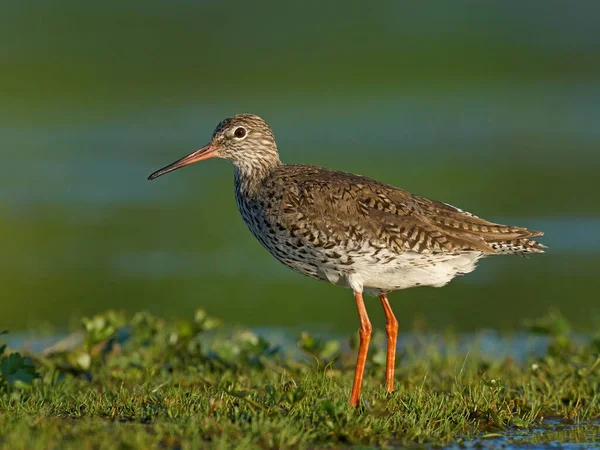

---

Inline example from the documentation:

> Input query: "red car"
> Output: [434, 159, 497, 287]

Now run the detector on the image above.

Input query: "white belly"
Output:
[319, 251, 485, 295]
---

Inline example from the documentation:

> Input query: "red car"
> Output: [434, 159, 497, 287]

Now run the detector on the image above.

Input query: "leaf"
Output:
[76, 352, 92, 370]
[0, 353, 39, 389]
[511, 416, 529, 428]
[229, 390, 250, 398]
[194, 309, 221, 331]
[480, 433, 502, 438]
[1, 353, 25, 377]
[286, 387, 305, 405]
[320, 340, 340, 361]
[371, 348, 386, 367]
[298, 333, 340, 364]
[298, 332, 318, 353]
[8, 369, 36, 388]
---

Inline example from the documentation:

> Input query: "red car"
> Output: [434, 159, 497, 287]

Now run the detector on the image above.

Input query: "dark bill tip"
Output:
[147, 144, 216, 181]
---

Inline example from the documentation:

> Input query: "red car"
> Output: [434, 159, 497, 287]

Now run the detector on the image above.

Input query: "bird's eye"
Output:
[234, 127, 247, 138]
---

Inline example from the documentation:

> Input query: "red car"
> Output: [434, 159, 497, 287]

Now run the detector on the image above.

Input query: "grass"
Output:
[0, 310, 599, 449]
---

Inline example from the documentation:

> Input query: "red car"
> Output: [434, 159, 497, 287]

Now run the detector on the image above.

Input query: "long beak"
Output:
[148, 143, 218, 180]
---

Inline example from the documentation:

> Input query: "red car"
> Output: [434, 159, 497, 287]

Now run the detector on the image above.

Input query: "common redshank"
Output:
[148, 114, 545, 407]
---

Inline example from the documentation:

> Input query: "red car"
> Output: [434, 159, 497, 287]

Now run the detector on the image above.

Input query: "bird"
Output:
[148, 113, 545, 407]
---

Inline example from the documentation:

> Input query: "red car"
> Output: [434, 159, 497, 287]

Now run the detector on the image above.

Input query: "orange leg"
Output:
[349, 292, 372, 407]
[379, 293, 398, 393]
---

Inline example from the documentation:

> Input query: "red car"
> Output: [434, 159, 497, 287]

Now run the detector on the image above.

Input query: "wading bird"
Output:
[148, 114, 544, 407]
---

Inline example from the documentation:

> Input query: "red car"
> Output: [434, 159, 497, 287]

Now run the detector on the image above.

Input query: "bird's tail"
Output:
[487, 230, 546, 254]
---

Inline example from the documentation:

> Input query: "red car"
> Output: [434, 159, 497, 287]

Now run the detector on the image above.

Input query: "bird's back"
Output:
[257, 165, 544, 254]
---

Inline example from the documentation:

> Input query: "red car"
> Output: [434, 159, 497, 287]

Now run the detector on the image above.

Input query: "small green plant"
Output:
[525, 309, 574, 358]
[0, 331, 40, 391]
[297, 331, 341, 367]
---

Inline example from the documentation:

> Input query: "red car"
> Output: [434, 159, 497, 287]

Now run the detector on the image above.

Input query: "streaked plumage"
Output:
[148, 113, 545, 407]
[236, 163, 544, 295]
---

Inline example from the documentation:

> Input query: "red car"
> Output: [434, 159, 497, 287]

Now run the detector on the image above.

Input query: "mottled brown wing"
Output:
[407, 193, 544, 252]
[271, 165, 544, 255]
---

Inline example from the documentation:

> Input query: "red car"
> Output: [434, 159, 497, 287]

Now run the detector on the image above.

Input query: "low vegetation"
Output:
[0, 310, 598, 449]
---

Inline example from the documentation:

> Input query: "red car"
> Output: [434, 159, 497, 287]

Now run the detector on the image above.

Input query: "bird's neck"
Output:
[233, 157, 281, 198]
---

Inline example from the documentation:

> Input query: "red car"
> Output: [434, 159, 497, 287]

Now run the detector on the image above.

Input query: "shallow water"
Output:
[444, 420, 600, 450]
[1, 328, 582, 365]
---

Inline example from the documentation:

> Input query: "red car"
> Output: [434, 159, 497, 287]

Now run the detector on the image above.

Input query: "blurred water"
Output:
[1, 2, 599, 332]
[446, 419, 600, 450]
[0, 327, 577, 365]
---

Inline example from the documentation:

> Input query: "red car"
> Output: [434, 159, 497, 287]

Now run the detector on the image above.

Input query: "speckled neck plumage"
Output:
[233, 156, 281, 198]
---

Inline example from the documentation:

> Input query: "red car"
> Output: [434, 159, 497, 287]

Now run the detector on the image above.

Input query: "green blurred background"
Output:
[1, 1, 599, 333]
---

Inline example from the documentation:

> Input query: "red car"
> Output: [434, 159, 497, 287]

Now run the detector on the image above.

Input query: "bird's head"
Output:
[148, 114, 280, 181]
